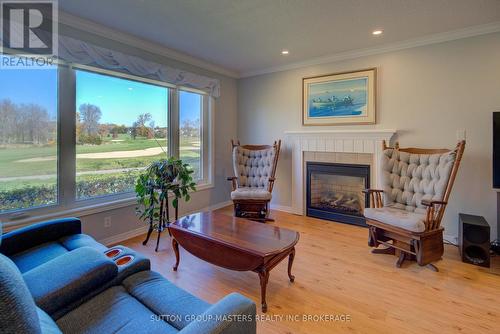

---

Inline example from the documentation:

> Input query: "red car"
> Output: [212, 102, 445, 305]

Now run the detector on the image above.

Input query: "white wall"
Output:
[238, 32, 500, 239]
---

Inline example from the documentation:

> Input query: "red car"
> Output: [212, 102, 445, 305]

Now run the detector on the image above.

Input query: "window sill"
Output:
[2, 181, 214, 231]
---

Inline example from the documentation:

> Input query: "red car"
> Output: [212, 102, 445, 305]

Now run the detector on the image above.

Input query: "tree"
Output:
[79, 104, 102, 136]
[0, 99, 51, 145]
[132, 113, 153, 139]
[180, 118, 200, 138]
[0, 99, 16, 144]
[24, 104, 50, 144]
[75, 112, 82, 142]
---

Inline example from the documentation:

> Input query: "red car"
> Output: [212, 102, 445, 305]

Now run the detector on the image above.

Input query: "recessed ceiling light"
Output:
[281, 49, 289, 55]
[372, 30, 383, 36]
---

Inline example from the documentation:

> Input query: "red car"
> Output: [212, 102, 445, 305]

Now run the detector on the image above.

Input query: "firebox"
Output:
[306, 162, 370, 227]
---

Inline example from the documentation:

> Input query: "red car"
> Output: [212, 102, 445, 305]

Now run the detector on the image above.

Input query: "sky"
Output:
[0, 64, 201, 126]
[0, 67, 58, 119]
[309, 77, 367, 96]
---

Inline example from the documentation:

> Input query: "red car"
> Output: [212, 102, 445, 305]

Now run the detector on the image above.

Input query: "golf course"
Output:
[0, 134, 201, 211]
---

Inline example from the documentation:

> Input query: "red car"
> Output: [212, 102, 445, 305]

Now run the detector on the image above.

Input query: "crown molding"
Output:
[58, 11, 239, 78]
[241, 21, 500, 78]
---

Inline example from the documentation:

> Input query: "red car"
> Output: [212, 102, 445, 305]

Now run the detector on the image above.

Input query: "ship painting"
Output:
[311, 95, 354, 109]
[303, 68, 376, 125]
[307, 77, 368, 118]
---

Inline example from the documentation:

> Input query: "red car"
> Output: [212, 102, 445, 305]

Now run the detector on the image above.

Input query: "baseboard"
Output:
[444, 234, 458, 246]
[270, 204, 301, 215]
[99, 225, 150, 246]
[204, 200, 233, 211]
[98, 200, 234, 246]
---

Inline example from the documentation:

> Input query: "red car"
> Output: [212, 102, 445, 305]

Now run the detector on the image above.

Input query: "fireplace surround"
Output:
[284, 129, 396, 215]
[306, 162, 370, 226]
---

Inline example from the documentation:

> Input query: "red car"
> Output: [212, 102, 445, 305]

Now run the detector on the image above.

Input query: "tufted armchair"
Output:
[364, 140, 465, 271]
[227, 140, 281, 221]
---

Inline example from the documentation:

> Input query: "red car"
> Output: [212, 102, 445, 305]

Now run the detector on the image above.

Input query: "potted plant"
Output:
[135, 157, 196, 251]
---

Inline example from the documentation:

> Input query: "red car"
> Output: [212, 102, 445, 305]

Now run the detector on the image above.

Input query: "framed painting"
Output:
[303, 68, 376, 125]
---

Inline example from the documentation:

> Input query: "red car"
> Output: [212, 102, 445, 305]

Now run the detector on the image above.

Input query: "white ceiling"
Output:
[60, 0, 500, 77]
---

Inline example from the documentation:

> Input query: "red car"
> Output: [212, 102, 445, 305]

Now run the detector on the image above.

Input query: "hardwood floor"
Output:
[121, 207, 500, 334]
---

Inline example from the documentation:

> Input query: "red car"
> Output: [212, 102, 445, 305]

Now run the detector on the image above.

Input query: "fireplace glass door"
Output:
[306, 162, 370, 226]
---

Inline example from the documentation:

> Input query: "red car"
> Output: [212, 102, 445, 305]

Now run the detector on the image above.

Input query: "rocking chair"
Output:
[364, 140, 465, 271]
[227, 140, 281, 222]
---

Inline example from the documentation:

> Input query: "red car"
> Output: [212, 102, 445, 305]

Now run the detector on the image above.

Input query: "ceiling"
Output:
[59, 0, 500, 77]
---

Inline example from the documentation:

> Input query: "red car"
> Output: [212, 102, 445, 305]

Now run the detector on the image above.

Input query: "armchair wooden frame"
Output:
[364, 140, 465, 271]
[227, 140, 281, 222]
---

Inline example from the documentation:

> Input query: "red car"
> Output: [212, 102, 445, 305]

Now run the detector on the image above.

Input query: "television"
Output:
[494, 112, 500, 188]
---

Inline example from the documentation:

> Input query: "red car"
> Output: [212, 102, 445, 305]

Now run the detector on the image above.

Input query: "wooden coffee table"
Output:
[168, 211, 299, 312]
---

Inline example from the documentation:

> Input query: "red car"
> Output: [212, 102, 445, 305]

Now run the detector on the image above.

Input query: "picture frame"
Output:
[302, 68, 376, 125]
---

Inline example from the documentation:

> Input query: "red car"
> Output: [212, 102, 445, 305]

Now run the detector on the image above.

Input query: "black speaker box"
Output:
[458, 213, 490, 268]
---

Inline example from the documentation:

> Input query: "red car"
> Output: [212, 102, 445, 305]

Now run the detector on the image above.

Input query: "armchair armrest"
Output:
[362, 189, 384, 194]
[421, 199, 447, 207]
[0, 217, 82, 256]
[421, 199, 448, 230]
[227, 176, 238, 191]
[363, 189, 384, 208]
[180, 293, 256, 334]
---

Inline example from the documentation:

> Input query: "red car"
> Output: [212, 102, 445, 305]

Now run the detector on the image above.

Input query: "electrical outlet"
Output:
[104, 216, 112, 228]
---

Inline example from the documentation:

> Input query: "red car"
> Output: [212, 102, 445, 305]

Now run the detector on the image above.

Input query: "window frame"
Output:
[0, 62, 213, 225]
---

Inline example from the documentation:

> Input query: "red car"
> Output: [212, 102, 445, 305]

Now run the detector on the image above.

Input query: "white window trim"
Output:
[0, 63, 214, 225]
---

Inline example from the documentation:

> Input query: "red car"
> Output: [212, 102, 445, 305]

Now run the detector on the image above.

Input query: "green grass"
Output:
[0, 178, 57, 191]
[0, 135, 201, 187]
[76, 135, 165, 154]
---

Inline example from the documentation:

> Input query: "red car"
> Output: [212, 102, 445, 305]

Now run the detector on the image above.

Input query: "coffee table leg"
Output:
[288, 247, 295, 282]
[172, 238, 180, 271]
[258, 269, 270, 313]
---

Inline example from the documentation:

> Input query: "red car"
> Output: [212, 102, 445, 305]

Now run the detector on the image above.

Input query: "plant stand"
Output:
[142, 195, 179, 252]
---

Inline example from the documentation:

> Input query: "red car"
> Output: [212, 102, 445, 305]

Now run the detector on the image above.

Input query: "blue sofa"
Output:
[0, 219, 257, 334]
[0, 217, 107, 273]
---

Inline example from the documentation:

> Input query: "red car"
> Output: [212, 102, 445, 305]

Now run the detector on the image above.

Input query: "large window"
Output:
[0, 59, 58, 213]
[75, 70, 169, 199]
[179, 90, 202, 180]
[0, 63, 211, 218]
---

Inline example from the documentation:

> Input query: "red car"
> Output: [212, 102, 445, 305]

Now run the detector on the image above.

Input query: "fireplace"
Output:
[306, 162, 370, 227]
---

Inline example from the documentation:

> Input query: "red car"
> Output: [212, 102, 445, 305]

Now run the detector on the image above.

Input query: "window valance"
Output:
[58, 36, 220, 97]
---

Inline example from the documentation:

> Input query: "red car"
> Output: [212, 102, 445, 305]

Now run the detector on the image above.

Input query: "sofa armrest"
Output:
[0, 217, 82, 256]
[180, 293, 256, 334]
[23, 246, 117, 316]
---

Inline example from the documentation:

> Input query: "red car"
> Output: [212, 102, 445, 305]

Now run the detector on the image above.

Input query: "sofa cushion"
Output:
[23, 246, 118, 316]
[364, 206, 427, 233]
[0, 253, 42, 334]
[56, 286, 178, 334]
[9, 234, 105, 273]
[59, 234, 107, 253]
[122, 271, 210, 330]
[11, 242, 69, 273]
[231, 187, 272, 200]
[180, 293, 256, 334]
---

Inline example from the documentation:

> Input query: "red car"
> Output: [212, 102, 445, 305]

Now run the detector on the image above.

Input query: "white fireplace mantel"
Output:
[284, 129, 397, 215]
